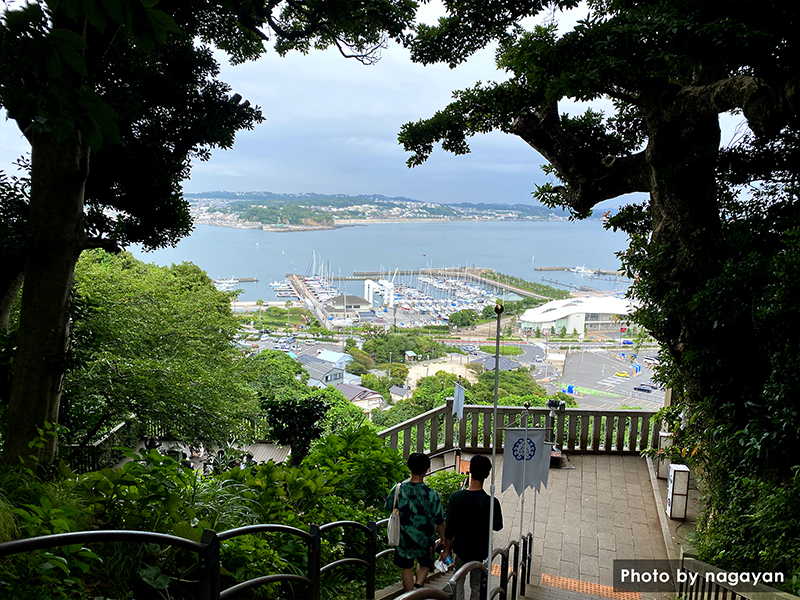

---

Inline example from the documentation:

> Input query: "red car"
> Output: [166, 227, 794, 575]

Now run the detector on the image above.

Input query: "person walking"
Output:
[440, 454, 503, 600]
[385, 452, 446, 592]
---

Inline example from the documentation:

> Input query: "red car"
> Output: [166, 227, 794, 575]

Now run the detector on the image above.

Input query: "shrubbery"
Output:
[0, 427, 409, 600]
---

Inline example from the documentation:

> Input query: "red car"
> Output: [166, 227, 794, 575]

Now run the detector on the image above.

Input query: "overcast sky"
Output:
[0, 3, 742, 207]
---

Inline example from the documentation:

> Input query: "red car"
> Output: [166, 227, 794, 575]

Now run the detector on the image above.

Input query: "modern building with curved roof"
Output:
[519, 296, 636, 335]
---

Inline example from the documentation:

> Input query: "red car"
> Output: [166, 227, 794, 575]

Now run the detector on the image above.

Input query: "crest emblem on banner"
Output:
[511, 437, 536, 461]
[502, 428, 550, 495]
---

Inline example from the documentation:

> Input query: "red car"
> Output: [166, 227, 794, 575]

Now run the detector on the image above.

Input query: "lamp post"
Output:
[486, 300, 504, 600]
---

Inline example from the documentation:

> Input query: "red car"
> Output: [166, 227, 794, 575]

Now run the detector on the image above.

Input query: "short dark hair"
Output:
[407, 452, 431, 476]
[469, 455, 492, 482]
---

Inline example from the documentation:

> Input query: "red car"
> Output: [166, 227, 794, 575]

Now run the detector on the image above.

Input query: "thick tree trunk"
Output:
[642, 87, 724, 366]
[3, 132, 88, 466]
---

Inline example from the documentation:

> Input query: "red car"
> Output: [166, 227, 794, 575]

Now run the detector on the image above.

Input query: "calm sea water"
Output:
[130, 220, 631, 302]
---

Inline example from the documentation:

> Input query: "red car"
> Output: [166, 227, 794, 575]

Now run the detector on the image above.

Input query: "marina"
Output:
[132, 220, 634, 304]
[279, 263, 627, 330]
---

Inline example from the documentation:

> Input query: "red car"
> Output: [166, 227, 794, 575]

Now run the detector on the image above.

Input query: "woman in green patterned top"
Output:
[385, 452, 446, 591]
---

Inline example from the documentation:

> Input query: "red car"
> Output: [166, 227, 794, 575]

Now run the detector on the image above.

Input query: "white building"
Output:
[519, 296, 637, 335]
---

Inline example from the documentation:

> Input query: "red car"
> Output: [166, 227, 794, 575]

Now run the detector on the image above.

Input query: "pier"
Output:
[541, 277, 600, 292]
[342, 268, 551, 300]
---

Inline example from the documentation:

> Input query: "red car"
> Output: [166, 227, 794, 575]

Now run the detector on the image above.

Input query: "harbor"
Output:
[231, 263, 627, 330]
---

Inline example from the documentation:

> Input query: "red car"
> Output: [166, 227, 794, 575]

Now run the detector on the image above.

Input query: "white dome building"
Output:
[519, 296, 637, 335]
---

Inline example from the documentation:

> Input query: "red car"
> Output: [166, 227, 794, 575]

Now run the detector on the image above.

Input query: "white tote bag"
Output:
[387, 482, 402, 546]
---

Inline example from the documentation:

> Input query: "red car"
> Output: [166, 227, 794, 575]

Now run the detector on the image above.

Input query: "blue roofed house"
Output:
[315, 350, 353, 371]
[298, 355, 344, 388]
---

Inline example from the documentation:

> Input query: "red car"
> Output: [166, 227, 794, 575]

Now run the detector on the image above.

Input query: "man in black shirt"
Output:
[440, 454, 503, 600]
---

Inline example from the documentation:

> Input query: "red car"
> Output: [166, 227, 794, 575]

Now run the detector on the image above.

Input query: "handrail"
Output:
[220, 574, 311, 599]
[217, 522, 313, 543]
[0, 529, 205, 557]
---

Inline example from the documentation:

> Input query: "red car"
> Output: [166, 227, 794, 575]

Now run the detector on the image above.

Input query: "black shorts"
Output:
[393, 545, 435, 570]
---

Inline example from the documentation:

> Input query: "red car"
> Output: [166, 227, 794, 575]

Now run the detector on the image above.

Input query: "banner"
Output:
[453, 383, 465, 420]
[501, 428, 551, 495]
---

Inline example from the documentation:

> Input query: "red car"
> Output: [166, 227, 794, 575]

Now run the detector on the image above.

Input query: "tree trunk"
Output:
[3, 132, 88, 466]
[0, 271, 24, 332]
[642, 87, 724, 368]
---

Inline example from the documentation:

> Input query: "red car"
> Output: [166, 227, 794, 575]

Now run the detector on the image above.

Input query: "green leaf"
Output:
[172, 521, 203, 542]
[100, 0, 124, 23]
[50, 28, 89, 50]
[83, 0, 108, 31]
[57, 46, 88, 76]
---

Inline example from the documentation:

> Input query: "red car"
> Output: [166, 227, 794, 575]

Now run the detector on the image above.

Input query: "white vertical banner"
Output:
[502, 428, 551, 495]
[452, 383, 465, 420]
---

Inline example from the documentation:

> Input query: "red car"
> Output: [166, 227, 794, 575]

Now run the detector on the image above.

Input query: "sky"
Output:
[0, 2, 743, 208]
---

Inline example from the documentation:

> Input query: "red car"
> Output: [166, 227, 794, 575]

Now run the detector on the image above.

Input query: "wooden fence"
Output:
[377, 399, 659, 458]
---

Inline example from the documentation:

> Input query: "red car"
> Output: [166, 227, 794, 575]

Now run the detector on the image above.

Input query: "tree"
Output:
[448, 308, 478, 327]
[399, 0, 799, 587]
[262, 396, 328, 466]
[63, 251, 257, 451]
[0, 0, 418, 465]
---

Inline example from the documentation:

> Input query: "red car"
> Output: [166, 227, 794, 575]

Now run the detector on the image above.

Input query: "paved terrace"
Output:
[387, 452, 672, 600]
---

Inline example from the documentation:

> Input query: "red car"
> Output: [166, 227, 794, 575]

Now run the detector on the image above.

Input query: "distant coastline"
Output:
[196, 216, 574, 232]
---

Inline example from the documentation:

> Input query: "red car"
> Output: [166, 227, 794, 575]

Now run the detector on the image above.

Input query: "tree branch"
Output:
[678, 74, 799, 136]
[510, 103, 651, 214]
[83, 236, 122, 253]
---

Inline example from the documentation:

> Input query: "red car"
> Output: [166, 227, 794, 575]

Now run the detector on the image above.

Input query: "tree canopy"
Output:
[63, 251, 258, 451]
[0, 0, 420, 465]
[399, 0, 799, 589]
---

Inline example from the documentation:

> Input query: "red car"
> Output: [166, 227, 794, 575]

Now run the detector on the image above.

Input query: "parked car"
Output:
[633, 386, 652, 393]
[622, 339, 634, 345]
[615, 371, 630, 378]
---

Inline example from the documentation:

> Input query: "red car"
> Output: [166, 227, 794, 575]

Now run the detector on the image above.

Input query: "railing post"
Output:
[309, 524, 322, 600]
[366, 521, 377, 600]
[520, 536, 528, 597]
[511, 542, 519, 600]
[445, 397, 454, 450]
[198, 528, 220, 600]
[527, 534, 532, 585]
[500, 552, 509, 599]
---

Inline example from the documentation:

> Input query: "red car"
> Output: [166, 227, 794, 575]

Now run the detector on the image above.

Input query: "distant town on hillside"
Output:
[184, 191, 588, 231]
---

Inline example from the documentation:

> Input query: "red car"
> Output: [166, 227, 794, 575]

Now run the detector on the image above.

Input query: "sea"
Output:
[130, 220, 632, 302]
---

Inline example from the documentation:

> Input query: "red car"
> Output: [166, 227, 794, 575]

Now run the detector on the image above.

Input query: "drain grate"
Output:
[540, 573, 641, 600]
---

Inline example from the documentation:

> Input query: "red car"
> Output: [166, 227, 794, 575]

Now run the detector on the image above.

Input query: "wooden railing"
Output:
[377, 399, 659, 458]
[679, 552, 799, 600]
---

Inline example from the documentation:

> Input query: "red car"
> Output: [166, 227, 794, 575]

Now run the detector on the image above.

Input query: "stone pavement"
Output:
[414, 452, 672, 600]
[492, 453, 670, 589]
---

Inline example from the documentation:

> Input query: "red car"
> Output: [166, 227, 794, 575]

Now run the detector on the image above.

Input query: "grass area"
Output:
[479, 271, 570, 300]
[572, 386, 622, 398]
[478, 345, 524, 356]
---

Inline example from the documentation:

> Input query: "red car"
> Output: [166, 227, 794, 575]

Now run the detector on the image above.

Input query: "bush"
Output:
[427, 470, 467, 514]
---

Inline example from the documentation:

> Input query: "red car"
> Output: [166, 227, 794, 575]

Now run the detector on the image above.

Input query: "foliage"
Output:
[345, 346, 374, 375]
[448, 309, 479, 327]
[248, 349, 310, 402]
[303, 426, 407, 507]
[426, 470, 466, 514]
[361, 332, 446, 364]
[480, 272, 569, 300]
[0, 424, 412, 599]
[262, 396, 328, 465]
[63, 252, 258, 453]
[373, 367, 577, 427]
[398, 0, 800, 587]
